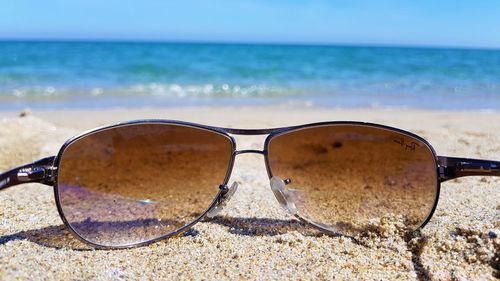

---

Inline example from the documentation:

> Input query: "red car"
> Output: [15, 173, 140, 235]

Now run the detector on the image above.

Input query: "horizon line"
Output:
[0, 37, 499, 52]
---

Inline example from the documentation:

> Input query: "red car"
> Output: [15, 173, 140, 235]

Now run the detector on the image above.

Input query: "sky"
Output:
[0, 0, 499, 49]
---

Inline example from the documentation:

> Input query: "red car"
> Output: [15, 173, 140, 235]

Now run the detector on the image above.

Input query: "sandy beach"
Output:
[0, 106, 498, 280]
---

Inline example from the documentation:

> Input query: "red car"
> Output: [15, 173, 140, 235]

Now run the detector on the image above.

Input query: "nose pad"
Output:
[270, 176, 297, 215]
[206, 182, 238, 218]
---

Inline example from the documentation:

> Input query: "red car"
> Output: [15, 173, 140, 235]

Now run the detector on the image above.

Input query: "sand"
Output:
[0, 106, 498, 280]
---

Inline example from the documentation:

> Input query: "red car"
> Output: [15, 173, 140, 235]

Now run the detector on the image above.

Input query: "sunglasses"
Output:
[1, 120, 498, 249]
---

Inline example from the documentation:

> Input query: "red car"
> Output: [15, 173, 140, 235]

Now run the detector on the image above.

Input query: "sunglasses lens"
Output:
[267, 124, 438, 236]
[57, 123, 233, 247]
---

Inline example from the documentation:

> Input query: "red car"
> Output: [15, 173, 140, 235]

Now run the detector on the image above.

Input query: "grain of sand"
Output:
[0, 107, 498, 280]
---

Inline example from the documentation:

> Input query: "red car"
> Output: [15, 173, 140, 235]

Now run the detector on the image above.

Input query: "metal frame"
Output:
[1, 119, 499, 249]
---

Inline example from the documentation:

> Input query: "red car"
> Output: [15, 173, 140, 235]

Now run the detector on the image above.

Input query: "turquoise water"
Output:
[1, 41, 500, 110]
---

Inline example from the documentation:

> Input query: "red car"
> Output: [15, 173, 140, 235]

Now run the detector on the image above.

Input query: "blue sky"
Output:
[1, 0, 499, 48]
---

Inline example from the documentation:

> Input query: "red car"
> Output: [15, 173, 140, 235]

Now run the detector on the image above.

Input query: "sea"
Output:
[0, 41, 499, 110]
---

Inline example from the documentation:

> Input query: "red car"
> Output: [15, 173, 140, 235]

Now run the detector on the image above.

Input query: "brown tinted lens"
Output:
[57, 123, 233, 247]
[267, 124, 437, 236]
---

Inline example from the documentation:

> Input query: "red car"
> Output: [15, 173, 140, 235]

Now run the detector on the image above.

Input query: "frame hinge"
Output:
[437, 156, 500, 182]
[44, 166, 58, 184]
[438, 165, 448, 182]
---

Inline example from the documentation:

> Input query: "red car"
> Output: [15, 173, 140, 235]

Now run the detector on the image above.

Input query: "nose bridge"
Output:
[234, 149, 265, 156]
[229, 131, 271, 157]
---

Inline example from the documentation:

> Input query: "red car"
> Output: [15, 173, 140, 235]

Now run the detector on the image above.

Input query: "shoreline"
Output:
[1, 92, 500, 113]
[1, 102, 499, 113]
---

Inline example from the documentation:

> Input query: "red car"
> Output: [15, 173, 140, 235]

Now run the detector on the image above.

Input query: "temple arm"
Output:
[438, 156, 500, 182]
[0, 156, 56, 190]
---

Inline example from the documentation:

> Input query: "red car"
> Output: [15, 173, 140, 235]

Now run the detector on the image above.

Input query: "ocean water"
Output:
[0, 41, 499, 110]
